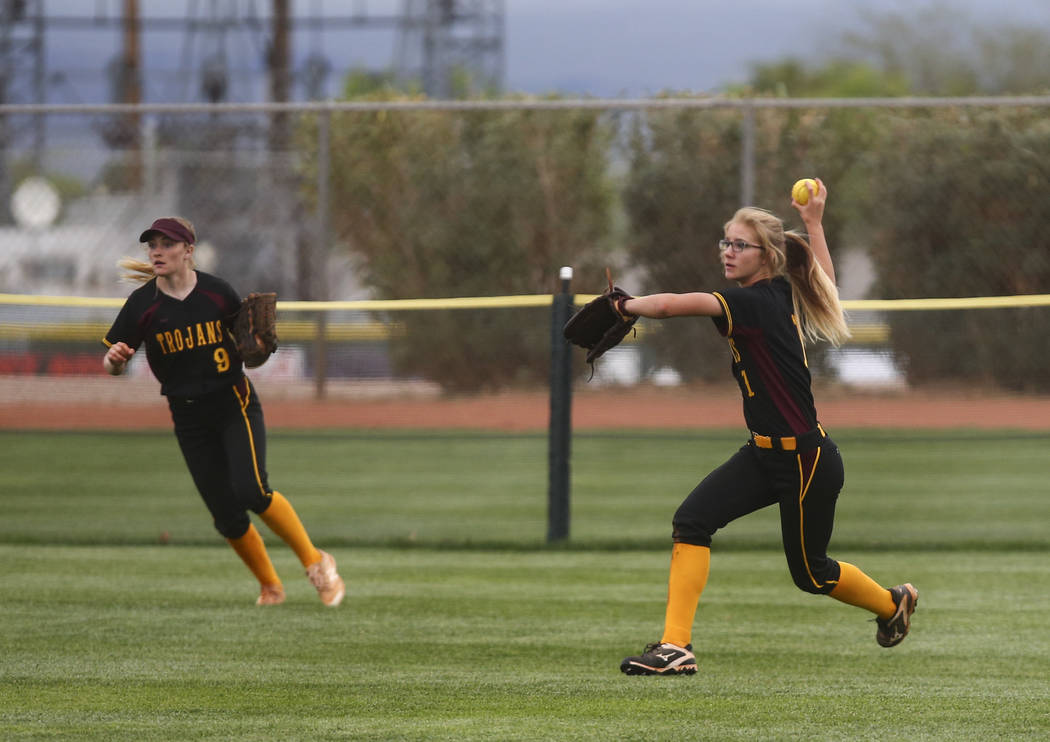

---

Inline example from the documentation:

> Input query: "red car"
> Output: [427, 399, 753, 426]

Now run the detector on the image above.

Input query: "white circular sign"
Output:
[11, 176, 61, 230]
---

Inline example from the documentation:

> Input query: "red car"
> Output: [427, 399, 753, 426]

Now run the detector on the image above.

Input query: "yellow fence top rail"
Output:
[0, 293, 553, 311]
[3, 292, 1050, 311]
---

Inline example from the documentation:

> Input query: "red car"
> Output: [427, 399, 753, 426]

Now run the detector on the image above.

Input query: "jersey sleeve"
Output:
[710, 284, 768, 338]
[206, 274, 244, 322]
[221, 278, 242, 314]
[103, 290, 147, 350]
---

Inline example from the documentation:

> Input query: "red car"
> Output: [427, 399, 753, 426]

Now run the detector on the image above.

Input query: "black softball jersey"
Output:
[103, 271, 245, 398]
[711, 276, 818, 438]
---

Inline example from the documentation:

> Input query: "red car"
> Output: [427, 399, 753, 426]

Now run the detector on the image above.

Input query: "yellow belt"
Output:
[751, 424, 826, 452]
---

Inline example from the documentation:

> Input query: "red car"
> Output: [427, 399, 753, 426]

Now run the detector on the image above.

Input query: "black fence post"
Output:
[548, 266, 574, 543]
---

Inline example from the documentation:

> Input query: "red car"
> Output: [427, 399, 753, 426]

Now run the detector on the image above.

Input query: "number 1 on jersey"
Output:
[739, 368, 756, 398]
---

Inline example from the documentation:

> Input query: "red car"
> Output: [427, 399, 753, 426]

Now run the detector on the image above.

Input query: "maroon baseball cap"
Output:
[139, 218, 196, 244]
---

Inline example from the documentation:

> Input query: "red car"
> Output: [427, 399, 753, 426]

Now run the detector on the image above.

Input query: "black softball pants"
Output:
[168, 377, 273, 539]
[672, 437, 845, 594]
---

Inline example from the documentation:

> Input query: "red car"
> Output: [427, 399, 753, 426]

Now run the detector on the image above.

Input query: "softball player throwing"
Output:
[102, 217, 345, 607]
[618, 180, 917, 675]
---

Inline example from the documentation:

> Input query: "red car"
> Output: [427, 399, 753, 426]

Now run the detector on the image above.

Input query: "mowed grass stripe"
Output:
[0, 429, 1047, 550]
[1, 545, 1047, 740]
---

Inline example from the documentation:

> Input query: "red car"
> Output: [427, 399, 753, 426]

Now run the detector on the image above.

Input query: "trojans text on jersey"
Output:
[154, 320, 225, 355]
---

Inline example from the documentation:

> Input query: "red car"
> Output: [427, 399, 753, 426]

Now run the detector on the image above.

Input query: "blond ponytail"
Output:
[784, 231, 850, 346]
[118, 257, 155, 284]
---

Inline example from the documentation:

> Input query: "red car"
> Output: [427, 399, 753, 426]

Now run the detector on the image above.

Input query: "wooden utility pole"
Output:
[123, 0, 143, 189]
[269, 0, 291, 152]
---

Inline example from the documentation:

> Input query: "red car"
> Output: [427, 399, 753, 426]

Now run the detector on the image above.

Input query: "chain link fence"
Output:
[2, 97, 1050, 406]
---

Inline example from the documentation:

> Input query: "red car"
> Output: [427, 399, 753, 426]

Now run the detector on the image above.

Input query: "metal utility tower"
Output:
[177, 0, 268, 104]
[395, 0, 505, 98]
[0, 0, 46, 145]
[0, 0, 46, 220]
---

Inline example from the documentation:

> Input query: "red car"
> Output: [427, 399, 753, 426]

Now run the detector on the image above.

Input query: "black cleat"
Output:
[620, 642, 697, 675]
[876, 583, 918, 647]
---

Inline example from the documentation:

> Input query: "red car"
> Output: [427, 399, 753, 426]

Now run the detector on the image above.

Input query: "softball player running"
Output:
[618, 180, 916, 675]
[102, 217, 345, 607]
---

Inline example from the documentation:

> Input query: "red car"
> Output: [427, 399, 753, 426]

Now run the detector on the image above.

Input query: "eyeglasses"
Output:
[718, 238, 763, 254]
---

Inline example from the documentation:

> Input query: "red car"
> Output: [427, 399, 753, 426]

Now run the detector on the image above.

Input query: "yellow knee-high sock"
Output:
[258, 491, 322, 568]
[660, 543, 711, 648]
[830, 561, 896, 618]
[227, 523, 282, 587]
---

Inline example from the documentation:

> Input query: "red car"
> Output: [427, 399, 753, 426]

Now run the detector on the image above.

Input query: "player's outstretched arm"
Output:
[623, 292, 724, 319]
[103, 342, 135, 376]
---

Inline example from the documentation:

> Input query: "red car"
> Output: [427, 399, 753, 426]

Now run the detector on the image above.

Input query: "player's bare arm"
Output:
[791, 177, 835, 284]
[103, 341, 134, 375]
[623, 292, 724, 319]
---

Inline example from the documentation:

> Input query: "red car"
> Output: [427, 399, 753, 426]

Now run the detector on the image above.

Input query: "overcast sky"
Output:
[513, 0, 1050, 95]
[507, 0, 860, 96]
[31, 0, 1050, 104]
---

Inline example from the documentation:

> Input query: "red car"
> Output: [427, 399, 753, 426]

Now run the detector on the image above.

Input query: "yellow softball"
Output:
[791, 178, 818, 205]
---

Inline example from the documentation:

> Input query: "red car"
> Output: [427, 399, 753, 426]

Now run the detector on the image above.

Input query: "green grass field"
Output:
[2, 429, 1048, 740]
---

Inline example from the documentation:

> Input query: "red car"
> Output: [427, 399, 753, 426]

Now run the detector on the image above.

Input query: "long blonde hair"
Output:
[118, 216, 196, 284]
[726, 207, 850, 346]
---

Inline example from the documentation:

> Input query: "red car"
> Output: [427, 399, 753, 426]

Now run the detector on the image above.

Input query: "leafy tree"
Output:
[743, 59, 910, 98]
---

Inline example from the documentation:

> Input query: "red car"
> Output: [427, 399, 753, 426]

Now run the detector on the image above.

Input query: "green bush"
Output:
[300, 94, 617, 391]
[861, 109, 1050, 390]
